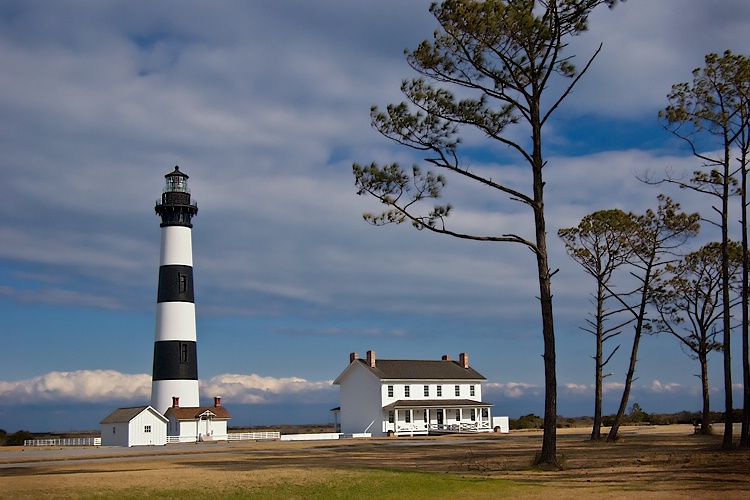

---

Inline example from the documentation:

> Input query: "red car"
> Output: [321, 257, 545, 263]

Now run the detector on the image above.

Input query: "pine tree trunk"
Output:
[606, 326, 641, 442]
[592, 281, 605, 441]
[740, 149, 749, 449]
[532, 114, 557, 468]
[721, 147, 734, 450]
[700, 351, 711, 434]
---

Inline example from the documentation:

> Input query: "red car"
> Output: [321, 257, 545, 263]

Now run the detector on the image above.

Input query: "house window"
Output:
[387, 385, 394, 397]
[455, 385, 460, 397]
[424, 385, 429, 397]
[482, 408, 488, 418]
[144, 425, 152, 433]
[456, 409, 461, 421]
[405, 411, 411, 423]
[404, 385, 410, 398]
[112, 427, 116, 434]
[437, 385, 442, 397]
[471, 409, 476, 421]
[388, 410, 394, 423]
[470, 385, 475, 397]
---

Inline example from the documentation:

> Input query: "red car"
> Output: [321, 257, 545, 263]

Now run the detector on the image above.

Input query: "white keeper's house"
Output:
[333, 350, 494, 436]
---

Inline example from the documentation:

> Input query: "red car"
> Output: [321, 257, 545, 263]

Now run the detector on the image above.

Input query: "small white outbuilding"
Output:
[100, 406, 168, 447]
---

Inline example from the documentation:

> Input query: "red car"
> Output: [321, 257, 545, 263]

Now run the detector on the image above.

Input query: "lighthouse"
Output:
[151, 166, 200, 415]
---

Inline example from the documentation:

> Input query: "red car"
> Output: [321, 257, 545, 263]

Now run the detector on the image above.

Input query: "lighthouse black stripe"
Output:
[152, 341, 198, 380]
[157, 265, 194, 303]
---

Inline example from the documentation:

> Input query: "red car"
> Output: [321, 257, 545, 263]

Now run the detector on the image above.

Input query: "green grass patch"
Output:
[80, 469, 534, 500]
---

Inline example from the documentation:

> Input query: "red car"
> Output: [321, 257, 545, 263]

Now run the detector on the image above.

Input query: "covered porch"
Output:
[383, 399, 493, 436]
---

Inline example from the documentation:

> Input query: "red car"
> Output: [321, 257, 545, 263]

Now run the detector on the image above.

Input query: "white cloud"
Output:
[603, 381, 625, 393]
[485, 381, 543, 399]
[201, 373, 335, 405]
[563, 383, 590, 396]
[650, 379, 684, 393]
[0, 370, 334, 406]
[0, 370, 150, 404]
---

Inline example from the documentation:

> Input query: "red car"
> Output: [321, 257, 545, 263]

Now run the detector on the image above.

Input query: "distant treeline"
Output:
[511, 407, 746, 431]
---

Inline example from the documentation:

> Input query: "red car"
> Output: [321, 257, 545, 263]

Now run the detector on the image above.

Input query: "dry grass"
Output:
[1, 425, 748, 499]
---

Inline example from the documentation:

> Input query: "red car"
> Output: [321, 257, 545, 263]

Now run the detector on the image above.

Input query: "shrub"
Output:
[510, 414, 543, 430]
[5, 430, 34, 446]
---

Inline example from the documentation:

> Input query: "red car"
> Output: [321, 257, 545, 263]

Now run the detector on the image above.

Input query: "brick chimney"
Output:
[441, 355, 451, 361]
[172, 396, 179, 408]
[214, 396, 221, 407]
[366, 350, 376, 368]
[350, 352, 359, 363]
[459, 352, 469, 369]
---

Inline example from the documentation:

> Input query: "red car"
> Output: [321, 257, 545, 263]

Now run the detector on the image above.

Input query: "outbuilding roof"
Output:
[100, 406, 167, 424]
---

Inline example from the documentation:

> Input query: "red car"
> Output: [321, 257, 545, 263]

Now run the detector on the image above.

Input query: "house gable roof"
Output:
[164, 406, 232, 420]
[341, 358, 486, 382]
[100, 406, 168, 424]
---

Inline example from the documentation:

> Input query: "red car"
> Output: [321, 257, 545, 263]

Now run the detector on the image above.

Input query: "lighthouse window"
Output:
[180, 342, 189, 364]
[179, 273, 188, 294]
[166, 176, 188, 193]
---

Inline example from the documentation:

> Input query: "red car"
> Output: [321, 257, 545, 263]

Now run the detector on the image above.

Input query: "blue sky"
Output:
[1, 0, 749, 432]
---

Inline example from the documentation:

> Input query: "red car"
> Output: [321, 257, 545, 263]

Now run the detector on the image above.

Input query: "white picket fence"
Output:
[227, 431, 280, 441]
[22, 432, 279, 446]
[24, 438, 101, 447]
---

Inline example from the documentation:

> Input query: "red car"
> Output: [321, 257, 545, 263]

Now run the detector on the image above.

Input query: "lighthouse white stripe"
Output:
[160, 226, 193, 266]
[151, 380, 200, 415]
[154, 302, 197, 341]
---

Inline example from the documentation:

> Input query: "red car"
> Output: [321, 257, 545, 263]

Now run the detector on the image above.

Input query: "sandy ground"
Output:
[0, 425, 748, 499]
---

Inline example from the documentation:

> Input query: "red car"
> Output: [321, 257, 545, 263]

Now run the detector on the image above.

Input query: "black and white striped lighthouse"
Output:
[151, 166, 200, 415]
